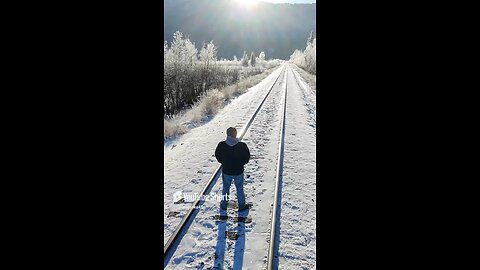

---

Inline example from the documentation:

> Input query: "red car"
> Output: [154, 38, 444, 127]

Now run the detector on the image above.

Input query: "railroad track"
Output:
[164, 64, 291, 269]
[266, 64, 288, 270]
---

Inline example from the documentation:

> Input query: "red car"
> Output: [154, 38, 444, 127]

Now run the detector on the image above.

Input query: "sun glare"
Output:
[234, 0, 258, 10]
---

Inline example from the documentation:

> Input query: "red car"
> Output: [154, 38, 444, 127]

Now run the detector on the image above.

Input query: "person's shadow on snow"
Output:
[213, 207, 228, 269]
[212, 207, 250, 270]
[233, 208, 249, 270]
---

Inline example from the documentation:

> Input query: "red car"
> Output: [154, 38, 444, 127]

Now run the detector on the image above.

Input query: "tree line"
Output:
[164, 31, 268, 116]
[290, 31, 316, 74]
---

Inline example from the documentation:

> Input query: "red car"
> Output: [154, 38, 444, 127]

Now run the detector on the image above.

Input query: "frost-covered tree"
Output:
[164, 40, 168, 58]
[170, 31, 197, 65]
[164, 31, 243, 117]
[290, 31, 316, 74]
[304, 37, 316, 74]
[241, 51, 249, 67]
[257, 51, 265, 67]
[199, 41, 218, 92]
[307, 31, 315, 47]
[200, 41, 217, 66]
[250, 51, 256, 66]
[164, 31, 199, 115]
[290, 49, 305, 67]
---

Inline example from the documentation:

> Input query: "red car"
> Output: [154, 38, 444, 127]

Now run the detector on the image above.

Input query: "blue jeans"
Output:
[221, 173, 246, 209]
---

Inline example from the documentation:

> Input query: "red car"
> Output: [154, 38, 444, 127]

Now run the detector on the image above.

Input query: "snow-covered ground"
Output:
[277, 66, 317, 269]
[164, 63, 316, 269]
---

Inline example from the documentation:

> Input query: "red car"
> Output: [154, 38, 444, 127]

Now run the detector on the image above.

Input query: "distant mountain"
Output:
[164, 0, 316, 60]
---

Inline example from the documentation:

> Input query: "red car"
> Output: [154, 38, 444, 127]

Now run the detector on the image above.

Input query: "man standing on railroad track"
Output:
[215, 127, 251, 211]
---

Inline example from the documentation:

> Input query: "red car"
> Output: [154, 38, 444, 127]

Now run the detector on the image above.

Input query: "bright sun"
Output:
[234, 0, 258, 10]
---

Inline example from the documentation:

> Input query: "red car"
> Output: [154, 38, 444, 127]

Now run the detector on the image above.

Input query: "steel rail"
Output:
[266, 65, 289, 270]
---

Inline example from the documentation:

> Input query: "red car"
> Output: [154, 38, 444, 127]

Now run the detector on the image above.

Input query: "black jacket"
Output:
[215, 141, 250, 175]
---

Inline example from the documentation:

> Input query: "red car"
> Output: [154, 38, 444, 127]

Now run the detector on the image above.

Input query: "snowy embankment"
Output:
[164, 63, 281, 140]
[164, 64, 316, 269]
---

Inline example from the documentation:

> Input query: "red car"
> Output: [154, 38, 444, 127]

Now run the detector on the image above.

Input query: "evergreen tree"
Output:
[307, 30, 315, 46]
[250, 51, 256, 66]
[241, 51, 249, 67]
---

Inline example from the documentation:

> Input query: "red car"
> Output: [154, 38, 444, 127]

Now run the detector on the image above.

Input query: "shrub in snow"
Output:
[164, 63, 280, 138]
[200, 89, 225, 116]
[164, 119, 187, 139]
[165, 31, 249, 116]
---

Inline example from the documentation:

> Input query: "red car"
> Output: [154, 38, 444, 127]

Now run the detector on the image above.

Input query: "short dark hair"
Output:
[227, 127, 237, 137]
